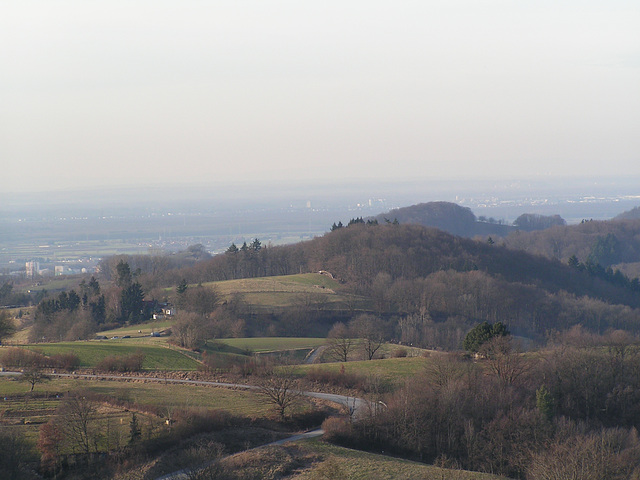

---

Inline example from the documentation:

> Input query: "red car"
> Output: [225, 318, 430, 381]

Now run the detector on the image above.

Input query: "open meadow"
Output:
[201, 273, 366, 311]
[24, 342, 201, 370]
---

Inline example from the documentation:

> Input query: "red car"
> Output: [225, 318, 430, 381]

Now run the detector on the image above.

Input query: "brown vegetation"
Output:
[322, 330, 640, 479]
[0, 347, 80, 370]
[96, 352, 145, 372]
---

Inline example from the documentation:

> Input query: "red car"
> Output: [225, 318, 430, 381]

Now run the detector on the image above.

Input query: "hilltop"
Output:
[367, 201, 640, 278]
[369, 201, 566, 238]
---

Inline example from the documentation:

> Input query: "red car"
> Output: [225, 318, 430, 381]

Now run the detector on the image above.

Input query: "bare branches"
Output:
[20, 367, 50, 392]
[258, 367, 302, 419]
[326, 322, 356, 362]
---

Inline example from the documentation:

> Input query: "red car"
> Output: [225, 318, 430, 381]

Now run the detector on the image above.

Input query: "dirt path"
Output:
[304, 345, 327, 364]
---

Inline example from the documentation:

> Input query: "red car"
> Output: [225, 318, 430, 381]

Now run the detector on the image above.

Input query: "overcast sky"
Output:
[2, 1, 639, 193]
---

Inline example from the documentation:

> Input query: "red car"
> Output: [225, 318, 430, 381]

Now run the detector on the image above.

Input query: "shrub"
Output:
[392, 347, 408, 358]
[172, 408, 233, 436]
[0, 347, 47, 368]
[306, 367, 366, 390]
[321, 417, 353, 443]
[48, 353, 81, 371]
[288, 409, 330, 430]
[96, 352, 145, 372]
[528, 426, 640, 480]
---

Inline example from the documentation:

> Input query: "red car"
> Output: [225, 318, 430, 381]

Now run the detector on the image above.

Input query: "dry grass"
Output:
[295, 356, 431, 385]
[199, 273, 366, 310]
[198, 439, 511, 480]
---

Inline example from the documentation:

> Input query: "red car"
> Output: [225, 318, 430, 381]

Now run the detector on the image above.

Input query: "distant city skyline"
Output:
[2, 1, 639, 194]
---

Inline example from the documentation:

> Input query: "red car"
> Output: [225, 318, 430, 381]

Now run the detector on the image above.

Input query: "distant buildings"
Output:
[25, 261, 39, 278]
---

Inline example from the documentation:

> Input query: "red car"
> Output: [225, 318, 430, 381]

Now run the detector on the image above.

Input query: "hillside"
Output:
[142, 223, 640, 343]
[502, 217, 640, 270]
[369, 201, 567, 238]
[615, 205, 640, 220]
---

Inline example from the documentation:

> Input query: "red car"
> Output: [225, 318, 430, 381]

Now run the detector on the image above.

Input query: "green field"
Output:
[23, 342, 200, 370]
[207, 273, 341, 294]
[97, 319, 174, 337]
[22, 276, 82, 293]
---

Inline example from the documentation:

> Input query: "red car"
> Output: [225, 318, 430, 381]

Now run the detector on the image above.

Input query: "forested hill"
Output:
[369, 201, 566, 237]
[370, 201, 513, 237]
[131, 223, 640, 340]
[501, 217, 640, 275]
[615, 206, 640, 220]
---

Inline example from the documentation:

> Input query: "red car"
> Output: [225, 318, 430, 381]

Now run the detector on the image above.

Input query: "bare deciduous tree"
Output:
[20, 366, 50, 392]
[172, 312, 212, 349]
[350, 314, 385, 360]
[326, 322, 355, 362]
[258, 367, 302, 419]
[478, 336, 530, 388]
[56, 394, 101, 455]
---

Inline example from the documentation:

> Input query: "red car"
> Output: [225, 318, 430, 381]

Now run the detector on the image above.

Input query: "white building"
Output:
[26, 261, 40, 278]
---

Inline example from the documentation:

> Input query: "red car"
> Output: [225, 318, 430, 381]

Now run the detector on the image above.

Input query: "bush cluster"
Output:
[0, 347, 80, 370]
[96, 352, 145, 372]
[306, 366, 367, 391]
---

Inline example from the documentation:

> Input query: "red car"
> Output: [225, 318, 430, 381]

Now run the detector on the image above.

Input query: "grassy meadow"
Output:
[97, 319, 174, 337]
[24, 342, 200, 370]
[211, 337, 326, 353]
[199, 273, 366, 310]
[295, 356, 431, 385]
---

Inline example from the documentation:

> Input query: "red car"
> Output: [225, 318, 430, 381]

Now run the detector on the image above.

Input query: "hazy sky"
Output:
[2, 1, 639, 193]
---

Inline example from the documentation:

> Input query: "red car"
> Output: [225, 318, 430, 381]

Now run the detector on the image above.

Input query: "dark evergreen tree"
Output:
[120, 282, 145, 324]
[176, 279, 188, 295]
[463, 321, 509, 353]
[128, 413, 141, 444]
[88, 276, 100, 296]
[568, 254, 580, 269]
[116, 260, 132, 287]
[90, 295, 106, 324]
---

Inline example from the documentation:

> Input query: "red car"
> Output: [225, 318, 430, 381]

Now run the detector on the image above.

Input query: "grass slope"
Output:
[97, 320, 174, 337]
[225, 439, 509, 480]
[213, 337, 326, 353]
[25, 342, 200, 370]
[202, 273, 364, 310]
[296, 357, 430, 384]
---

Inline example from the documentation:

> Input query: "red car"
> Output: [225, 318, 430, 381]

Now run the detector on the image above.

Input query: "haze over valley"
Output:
[3, 175, 640, 277]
